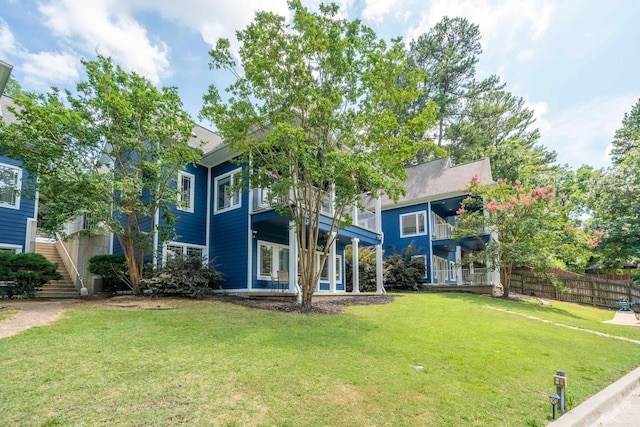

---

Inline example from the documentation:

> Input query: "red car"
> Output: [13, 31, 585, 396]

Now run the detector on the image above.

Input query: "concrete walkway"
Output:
[0, 300, 79, 339]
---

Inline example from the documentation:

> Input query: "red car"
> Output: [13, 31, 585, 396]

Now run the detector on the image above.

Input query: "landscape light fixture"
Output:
[548, 393, 560, 420]
[0, 60, 13, 97]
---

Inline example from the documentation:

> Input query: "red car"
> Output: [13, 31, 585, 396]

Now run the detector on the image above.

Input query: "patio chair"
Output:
[276, 270, 289, 292]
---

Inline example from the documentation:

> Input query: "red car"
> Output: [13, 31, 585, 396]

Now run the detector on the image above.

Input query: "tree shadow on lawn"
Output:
[437, 292, 589, 320]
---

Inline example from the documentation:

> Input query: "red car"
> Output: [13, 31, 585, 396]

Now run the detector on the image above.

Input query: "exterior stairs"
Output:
[34, 241, 80, 298]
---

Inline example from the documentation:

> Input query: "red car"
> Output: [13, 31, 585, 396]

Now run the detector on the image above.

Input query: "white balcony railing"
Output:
[432, 269, 456, 284]
[355, 208, 378, 231]
[432, 222, 454, 240]
[461, 269, 489, 285]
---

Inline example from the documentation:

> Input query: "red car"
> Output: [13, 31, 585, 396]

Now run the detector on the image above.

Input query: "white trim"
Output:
[162, 241, 206, 266]
[0, 243, 22, 253]
[317, 252, 342, 284]
[0, 162, 22, 210]
[399, 210, 427, 238]
[257, 240, 290, 282]
[214, 167, 242, 214]
[206, 167, 211, 257]
[412, 254, 428, 279]
[177, 170, 195, 213]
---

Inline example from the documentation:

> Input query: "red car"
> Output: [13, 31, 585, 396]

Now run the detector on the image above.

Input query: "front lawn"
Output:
[0, 294, 638, 426]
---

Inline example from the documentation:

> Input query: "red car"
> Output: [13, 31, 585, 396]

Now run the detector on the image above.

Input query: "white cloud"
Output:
[516, 49, 535, 62]
[526, 100, 550, 134]
[20, 51, 80, 90]
[540, 95, 639, 169]
[0, 19, 17, 58]
[38, 0, 171, 84]
[126, 0, 289, 49]
[33, 0, 292, 84]
[362, 0, 406, 23]
[406, 0, 555, 50]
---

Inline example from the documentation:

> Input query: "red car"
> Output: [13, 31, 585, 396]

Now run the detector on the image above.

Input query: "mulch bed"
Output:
[215, 294, 395, 314]
[94, 294, 395, 314]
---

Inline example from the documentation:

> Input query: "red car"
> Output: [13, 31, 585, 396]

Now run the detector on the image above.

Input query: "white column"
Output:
[288, 221, 297, 291]
[428, 201, 434, 284]
[329, 232, 336, 292]
[375, 196, 382, 232]
[376, 244, 384, 294]
[456, 245, 463, 285]
[351, 238, 360, 293]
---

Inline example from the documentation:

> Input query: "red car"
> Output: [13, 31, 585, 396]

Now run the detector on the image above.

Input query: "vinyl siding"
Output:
[0, 156, 36, 252]
[210, 161, 249, 290]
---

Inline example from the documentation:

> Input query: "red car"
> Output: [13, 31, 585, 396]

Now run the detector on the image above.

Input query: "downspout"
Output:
[206, 166, 211, 261]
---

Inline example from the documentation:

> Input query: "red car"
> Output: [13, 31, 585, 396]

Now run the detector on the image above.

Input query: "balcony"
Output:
[353, 207, 379, 232]
[432, 222, 454, 240]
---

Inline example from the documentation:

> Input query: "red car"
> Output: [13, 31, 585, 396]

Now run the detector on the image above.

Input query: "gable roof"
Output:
[376, 157, 494, 209]
[189, 124, 224, 155]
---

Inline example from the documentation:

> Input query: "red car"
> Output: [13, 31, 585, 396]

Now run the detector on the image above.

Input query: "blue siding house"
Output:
[0, 95, 37, 254]
[115, 125, 385, 296]
[377, 157, 500, 288]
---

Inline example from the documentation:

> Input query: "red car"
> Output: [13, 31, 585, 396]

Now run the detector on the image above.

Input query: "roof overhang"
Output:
[198, 142, 239, 168]
[0, 60, 13, 97]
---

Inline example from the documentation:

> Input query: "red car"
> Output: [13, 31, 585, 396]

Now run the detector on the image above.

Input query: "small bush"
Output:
[0, 252, 62, 298]
[345, 245, 378, 292]
[88, 254, 128, 293]
[383, 242, 426, 290]
[141, 256, 222, 298]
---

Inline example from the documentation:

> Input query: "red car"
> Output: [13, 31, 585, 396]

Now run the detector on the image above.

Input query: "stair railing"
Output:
[55, 233, 88, 296]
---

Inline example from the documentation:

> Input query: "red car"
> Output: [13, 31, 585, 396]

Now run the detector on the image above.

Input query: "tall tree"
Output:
[407, 17, 557, 181]
[408, 16, 483, 149]
[0, 56, 201, 293]
[447, 87, 557, 183]
[589, 99, 640, 262]
[201, 0, 437, 307]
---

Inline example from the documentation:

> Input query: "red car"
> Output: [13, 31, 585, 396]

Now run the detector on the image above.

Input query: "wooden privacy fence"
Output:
[510, 269, 640, 309]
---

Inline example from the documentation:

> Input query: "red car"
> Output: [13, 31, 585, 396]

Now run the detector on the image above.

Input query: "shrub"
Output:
[88, 254, 129, 293]
[383, 242, 426, 290]
[345, 245, 378, 292]
[141, 256, 222, 298]
[0, 252, 62, 298]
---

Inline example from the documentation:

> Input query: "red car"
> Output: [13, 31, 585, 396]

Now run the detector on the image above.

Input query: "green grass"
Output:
[0, 294, 638, 426]
[0, 307, 16, 322]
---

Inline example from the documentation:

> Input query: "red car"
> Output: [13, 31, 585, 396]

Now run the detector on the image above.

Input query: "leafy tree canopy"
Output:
[201, 0, 437, 306]
[454, 177, 598, 297]
[589, 99, 640, 262]
[0, 56, 201, 293]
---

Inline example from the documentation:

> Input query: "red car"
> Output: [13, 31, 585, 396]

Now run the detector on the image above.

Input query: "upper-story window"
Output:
[177, 171, 195, 213]
[0, 163, 22, 210]
[400, 211, 426, 237]
[214, 168, 241, 214]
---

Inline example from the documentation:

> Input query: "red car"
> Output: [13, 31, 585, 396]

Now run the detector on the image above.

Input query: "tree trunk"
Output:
[501, 264, 511, 299]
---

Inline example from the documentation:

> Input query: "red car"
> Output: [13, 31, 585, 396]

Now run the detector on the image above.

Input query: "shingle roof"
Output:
[189, 124, 224, 155]
[375, 157, 494, 209]
[0, 95, 19, 125]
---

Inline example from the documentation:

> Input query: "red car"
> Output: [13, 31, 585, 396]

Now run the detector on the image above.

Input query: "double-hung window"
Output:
[411, 254, 428, 279]
[0, 163, 22, 210]
[214, 168, 241, 214]
[163, 242, 206, 265]
[400, 211, 427, 237]
[177, 171, 195, 213]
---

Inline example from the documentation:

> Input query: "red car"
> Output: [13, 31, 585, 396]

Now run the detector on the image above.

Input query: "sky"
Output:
[1, 0, 639, 170]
